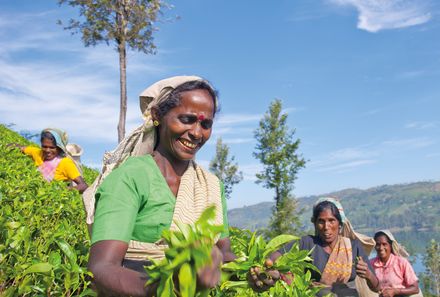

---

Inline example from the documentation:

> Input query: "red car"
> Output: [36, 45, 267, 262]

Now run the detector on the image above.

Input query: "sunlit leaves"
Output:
[0, 125, 96, 296]
[145, 206, 223, 297]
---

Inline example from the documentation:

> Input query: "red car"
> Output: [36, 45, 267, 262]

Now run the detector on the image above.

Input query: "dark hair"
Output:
[311, 201, 343, 226]
[155, 80, 219, 119]
[374, 231, 393, 245]
[40, 131, 64, 157]
[41, 131, 56, 145]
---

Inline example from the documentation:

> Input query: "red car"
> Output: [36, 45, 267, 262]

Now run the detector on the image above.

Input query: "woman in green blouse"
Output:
[87, 76, 235, 296]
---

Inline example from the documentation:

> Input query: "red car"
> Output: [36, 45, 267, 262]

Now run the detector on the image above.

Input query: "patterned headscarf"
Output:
[42, 128, 68, 154]
[374, 229, 410, 258]
[313, 196, 347, 224]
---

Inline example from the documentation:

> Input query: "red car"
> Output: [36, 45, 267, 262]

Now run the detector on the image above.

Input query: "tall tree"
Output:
[58, 0, 164, 142]
[209, 137, 243, 199]
[420, 239, 440, 297]
[253, 99, 306, 236]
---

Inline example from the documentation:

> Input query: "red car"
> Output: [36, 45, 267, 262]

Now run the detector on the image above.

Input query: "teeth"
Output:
[180, 140, 196, 149]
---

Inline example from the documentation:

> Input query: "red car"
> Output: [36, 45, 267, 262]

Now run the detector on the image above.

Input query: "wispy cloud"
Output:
[0, 9, 171, 143]
[309, 136, 435, 173]
[382, 137, 435, 149]
[396, 70, 426, 80]
[329, 0, 432, 32]
[405, 121, 437, 129]
[282, 107, 299, 114]
[316, 159, 376, 173]
[239, 163, 263, 182]
[0, 58, 141, 142]
[309, 146, 378, 172]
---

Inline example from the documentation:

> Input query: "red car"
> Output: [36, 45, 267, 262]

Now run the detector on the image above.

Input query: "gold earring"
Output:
[153, 120, 159, 127]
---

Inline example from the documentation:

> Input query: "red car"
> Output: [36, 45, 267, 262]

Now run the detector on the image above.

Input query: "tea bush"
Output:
[0, 125, 319, 296]
[0, 125, 97, 296]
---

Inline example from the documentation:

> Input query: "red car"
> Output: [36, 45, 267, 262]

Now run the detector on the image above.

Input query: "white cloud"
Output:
[405, 121, 437, 129]
[0, 58, 141, 142]
[239, 163, 263, 182]
[316, 159, 376, 173]
[0, 9, 171, 143]
[330, 0, 432, 32]
[382, 137, 434, 149]
[309, 136, 435, 174]
[309, 146, 377, 173]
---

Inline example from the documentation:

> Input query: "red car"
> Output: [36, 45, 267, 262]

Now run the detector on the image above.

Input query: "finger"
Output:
[262, 278, 275, 287]
[267, 270, 280, 280]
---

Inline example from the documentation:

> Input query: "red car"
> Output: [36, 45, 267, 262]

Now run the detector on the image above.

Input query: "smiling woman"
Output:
[85, 76, 236, 297]
[370, 230, 421, 297]
[7, 128, 88, 193]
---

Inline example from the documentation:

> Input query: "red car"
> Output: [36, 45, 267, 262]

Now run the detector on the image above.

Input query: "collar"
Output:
[373, 252, 395, 268]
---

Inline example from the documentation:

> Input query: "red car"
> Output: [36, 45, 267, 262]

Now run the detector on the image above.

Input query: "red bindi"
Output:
[198, 114, 205, 121]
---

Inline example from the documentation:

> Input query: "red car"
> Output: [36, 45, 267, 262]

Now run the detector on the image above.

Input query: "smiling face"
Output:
[41, 138, 59, 161]
[155, 89, 214, 163]
[375, 235, 392, 262]
[315, 208, 341, 246]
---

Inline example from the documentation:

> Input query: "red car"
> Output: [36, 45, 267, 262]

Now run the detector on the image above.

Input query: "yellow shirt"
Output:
[23, 146, 81, 181]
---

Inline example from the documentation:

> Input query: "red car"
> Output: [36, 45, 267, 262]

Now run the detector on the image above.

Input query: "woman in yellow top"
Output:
[11, 128, 88, 193]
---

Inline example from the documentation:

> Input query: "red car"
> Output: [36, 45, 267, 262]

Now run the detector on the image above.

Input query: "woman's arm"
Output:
[71, 176, 88, 194]
[88, 240, 157, 297]
[380, 282, 419, 297]
[6, 143, 26, 152]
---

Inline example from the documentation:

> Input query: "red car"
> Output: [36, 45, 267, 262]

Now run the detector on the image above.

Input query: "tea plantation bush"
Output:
[0, 125, 318, 297]
[0, 125, 98, 296]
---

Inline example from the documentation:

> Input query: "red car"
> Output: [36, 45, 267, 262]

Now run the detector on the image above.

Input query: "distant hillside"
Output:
[228, 181, 440, 235]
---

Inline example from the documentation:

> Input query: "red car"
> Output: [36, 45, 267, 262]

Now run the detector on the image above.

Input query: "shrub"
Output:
[0, 124, 97, 296]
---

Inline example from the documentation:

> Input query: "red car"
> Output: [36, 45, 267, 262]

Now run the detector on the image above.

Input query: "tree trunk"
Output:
[117, 40, 127, 143]
[275, 187, 280, 211]
[116, 1, 128, 143]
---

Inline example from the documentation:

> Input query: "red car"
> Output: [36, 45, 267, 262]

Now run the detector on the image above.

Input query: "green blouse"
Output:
[91, 155, 229, 245]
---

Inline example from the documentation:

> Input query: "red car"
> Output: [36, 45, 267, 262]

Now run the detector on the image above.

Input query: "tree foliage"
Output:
[420, 239, 440, 297]
[58, 0, 165, 142]
[253, 99, 305, 236]
[209, 138, 243, 200]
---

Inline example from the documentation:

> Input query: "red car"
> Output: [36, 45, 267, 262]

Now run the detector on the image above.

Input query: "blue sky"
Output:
[1, 0, 439, 209]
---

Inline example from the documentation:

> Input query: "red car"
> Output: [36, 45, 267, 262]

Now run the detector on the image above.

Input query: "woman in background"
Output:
[271, 197, 379, 296]
[371, 230, 420, 297]
[9, 128, 88, 193]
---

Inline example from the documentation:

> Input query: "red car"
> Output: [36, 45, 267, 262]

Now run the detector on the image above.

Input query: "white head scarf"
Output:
[375, 229, 410, 258]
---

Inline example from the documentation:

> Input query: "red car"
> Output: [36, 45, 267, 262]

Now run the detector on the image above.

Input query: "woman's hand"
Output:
[247, 266, 281, 292]
[380, 287, 397, 297]
[197, 245, 222, 288]
[6, 143, 25, 151]
[355, 256, 371, 279]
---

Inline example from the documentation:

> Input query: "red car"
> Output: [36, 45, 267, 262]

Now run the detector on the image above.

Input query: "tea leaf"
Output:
[23, 262, 53, 275]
